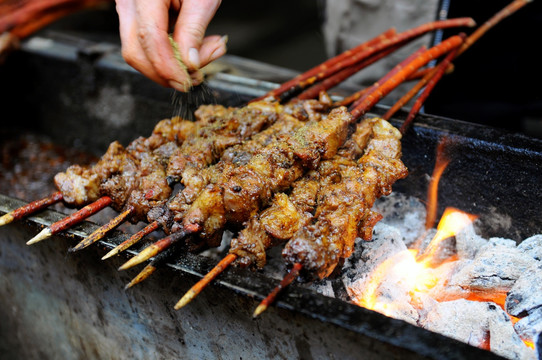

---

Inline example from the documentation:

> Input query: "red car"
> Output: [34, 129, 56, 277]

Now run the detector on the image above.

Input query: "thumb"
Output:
[173, 0, 221, 70]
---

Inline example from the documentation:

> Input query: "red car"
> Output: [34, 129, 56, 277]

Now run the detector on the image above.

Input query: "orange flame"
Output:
[421, 207, 478, 259]
[356, 208, 477, 316]
[425, 138, 450, 230]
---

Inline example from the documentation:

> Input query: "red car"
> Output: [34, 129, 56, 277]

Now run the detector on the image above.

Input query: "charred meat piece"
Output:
[229, 119, 374, 269]
[282, 118, 408, 279]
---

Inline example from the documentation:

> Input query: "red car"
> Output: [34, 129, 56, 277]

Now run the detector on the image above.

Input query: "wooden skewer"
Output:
[406, 64, 454, 81]
[124, 263, 157, 289]
[69, 206, 134, 252]
[349, 34, 464, 120]
[340, 45, 427, 108]
[253, 262, 303, 318]
[174, 253, 238, 310]
[27, 196, 112, 245]
[118, 227, 195, 270]
[267, 18, 475, 103]
[124, 245, 182, 289]
[383, 0, 531, 123]
[0, 191, 63, 227]
[457, 0, 531, 57]
[295, 45, 398, 102]
[250, 28, 397, 103]
[101, 220, 160, 260]
[399, 39, 463, 134]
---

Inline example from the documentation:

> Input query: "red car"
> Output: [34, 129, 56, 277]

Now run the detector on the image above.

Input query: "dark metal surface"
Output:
[2, 31, 541, 359]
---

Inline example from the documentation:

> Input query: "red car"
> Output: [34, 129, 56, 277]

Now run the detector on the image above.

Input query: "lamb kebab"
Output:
[174, 117, 377, 308]
[249, 118, 407, 318]
[172, 34, 464, 311]
[119, 96, 336, 284]
[26, 99, 286, 245]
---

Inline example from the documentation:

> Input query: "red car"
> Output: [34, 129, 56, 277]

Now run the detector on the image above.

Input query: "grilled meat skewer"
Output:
[282, 118, 408, 279]
[173, 120, 377, 309]
[119, 105, 352, 269]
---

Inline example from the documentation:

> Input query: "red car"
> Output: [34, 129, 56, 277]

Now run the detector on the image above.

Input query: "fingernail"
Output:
[188, 48, 200, 69]
[221, 35, 228, 45]
[169, 80, 190, 92]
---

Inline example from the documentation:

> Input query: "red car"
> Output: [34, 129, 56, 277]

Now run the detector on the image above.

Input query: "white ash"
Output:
[514, 307, 542, 344]
[518, 235, 542, 262]
[455, 223, 490, 260]
[341, 222, 407, 303]
[419, 299, 534, 360]
[371, 192, 427, 247]
[449, 241, 539, 296]
[311, 191, 542, 359]
[505, 265, 542, 317]
[488, 304, 537, 360]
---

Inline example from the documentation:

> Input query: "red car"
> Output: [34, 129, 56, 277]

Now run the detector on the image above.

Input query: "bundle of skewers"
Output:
[0, 0, 531, 317]
[0, 0, 111, 61]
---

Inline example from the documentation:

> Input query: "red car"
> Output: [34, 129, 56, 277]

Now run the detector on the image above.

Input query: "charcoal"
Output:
[419, 299, 490, 348]
[514, 307, 542, 344]
[342, 223, 406, 305]
[487, 303, 536, 360]
[426, 260, 473, 302]
[448, 242, 538, 295]
[455, 223, 488, 260]
[487, 237, 517, 248]
[517, 234, 542, 262]
[358, 250, 422, 325]
[505, 265, 542, 317]
[412, 228, 437, 254]
[419, 299, 534, 360]
[373, 192, 426, 247]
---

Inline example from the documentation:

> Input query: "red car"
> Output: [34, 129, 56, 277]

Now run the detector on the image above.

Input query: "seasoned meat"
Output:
[282, 118, 408, 279]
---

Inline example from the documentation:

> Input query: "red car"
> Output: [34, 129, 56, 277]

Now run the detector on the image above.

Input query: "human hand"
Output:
[115, 0, 226, 92]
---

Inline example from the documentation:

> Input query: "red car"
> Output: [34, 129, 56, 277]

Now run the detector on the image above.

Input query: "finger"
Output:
[190, 70, 204, 86]
[173, 0, 222, 69]
[116, 0, 169, 87]
[134, 1, 192, 91]
[198, 35, 228, 68]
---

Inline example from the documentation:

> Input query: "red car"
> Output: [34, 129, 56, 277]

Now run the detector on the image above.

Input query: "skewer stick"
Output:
[265, 18, 475, 102]
[124, 245, 182, 289]
[383, 0, 529, 123]
[124, 263, 157, 289]
[174, 253, 238, 310]
[349, 34, 464, 120]
[69, 206, 134, 252]
[383, 0, 532, 120]
[406, 64, 454, 81]
[253, 262, 303, 318]
[27, 196, 112, 245]
[101, 220, 160, 260]
[399, 40, 463, 134]
[457, 0, 531, 57]
[339, 45, 427, 108]
[118, 227, 194, 270]
[295, 45, 398, 102]
[0, 191, 63, 227]
[251, 28, 397, 102]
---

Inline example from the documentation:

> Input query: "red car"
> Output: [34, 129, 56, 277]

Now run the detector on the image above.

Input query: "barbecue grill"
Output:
[1, 31, 541, 359]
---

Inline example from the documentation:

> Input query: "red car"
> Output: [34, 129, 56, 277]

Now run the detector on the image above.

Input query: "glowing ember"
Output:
[346, 202, 538, 358]
[356, 207, 477, 317]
